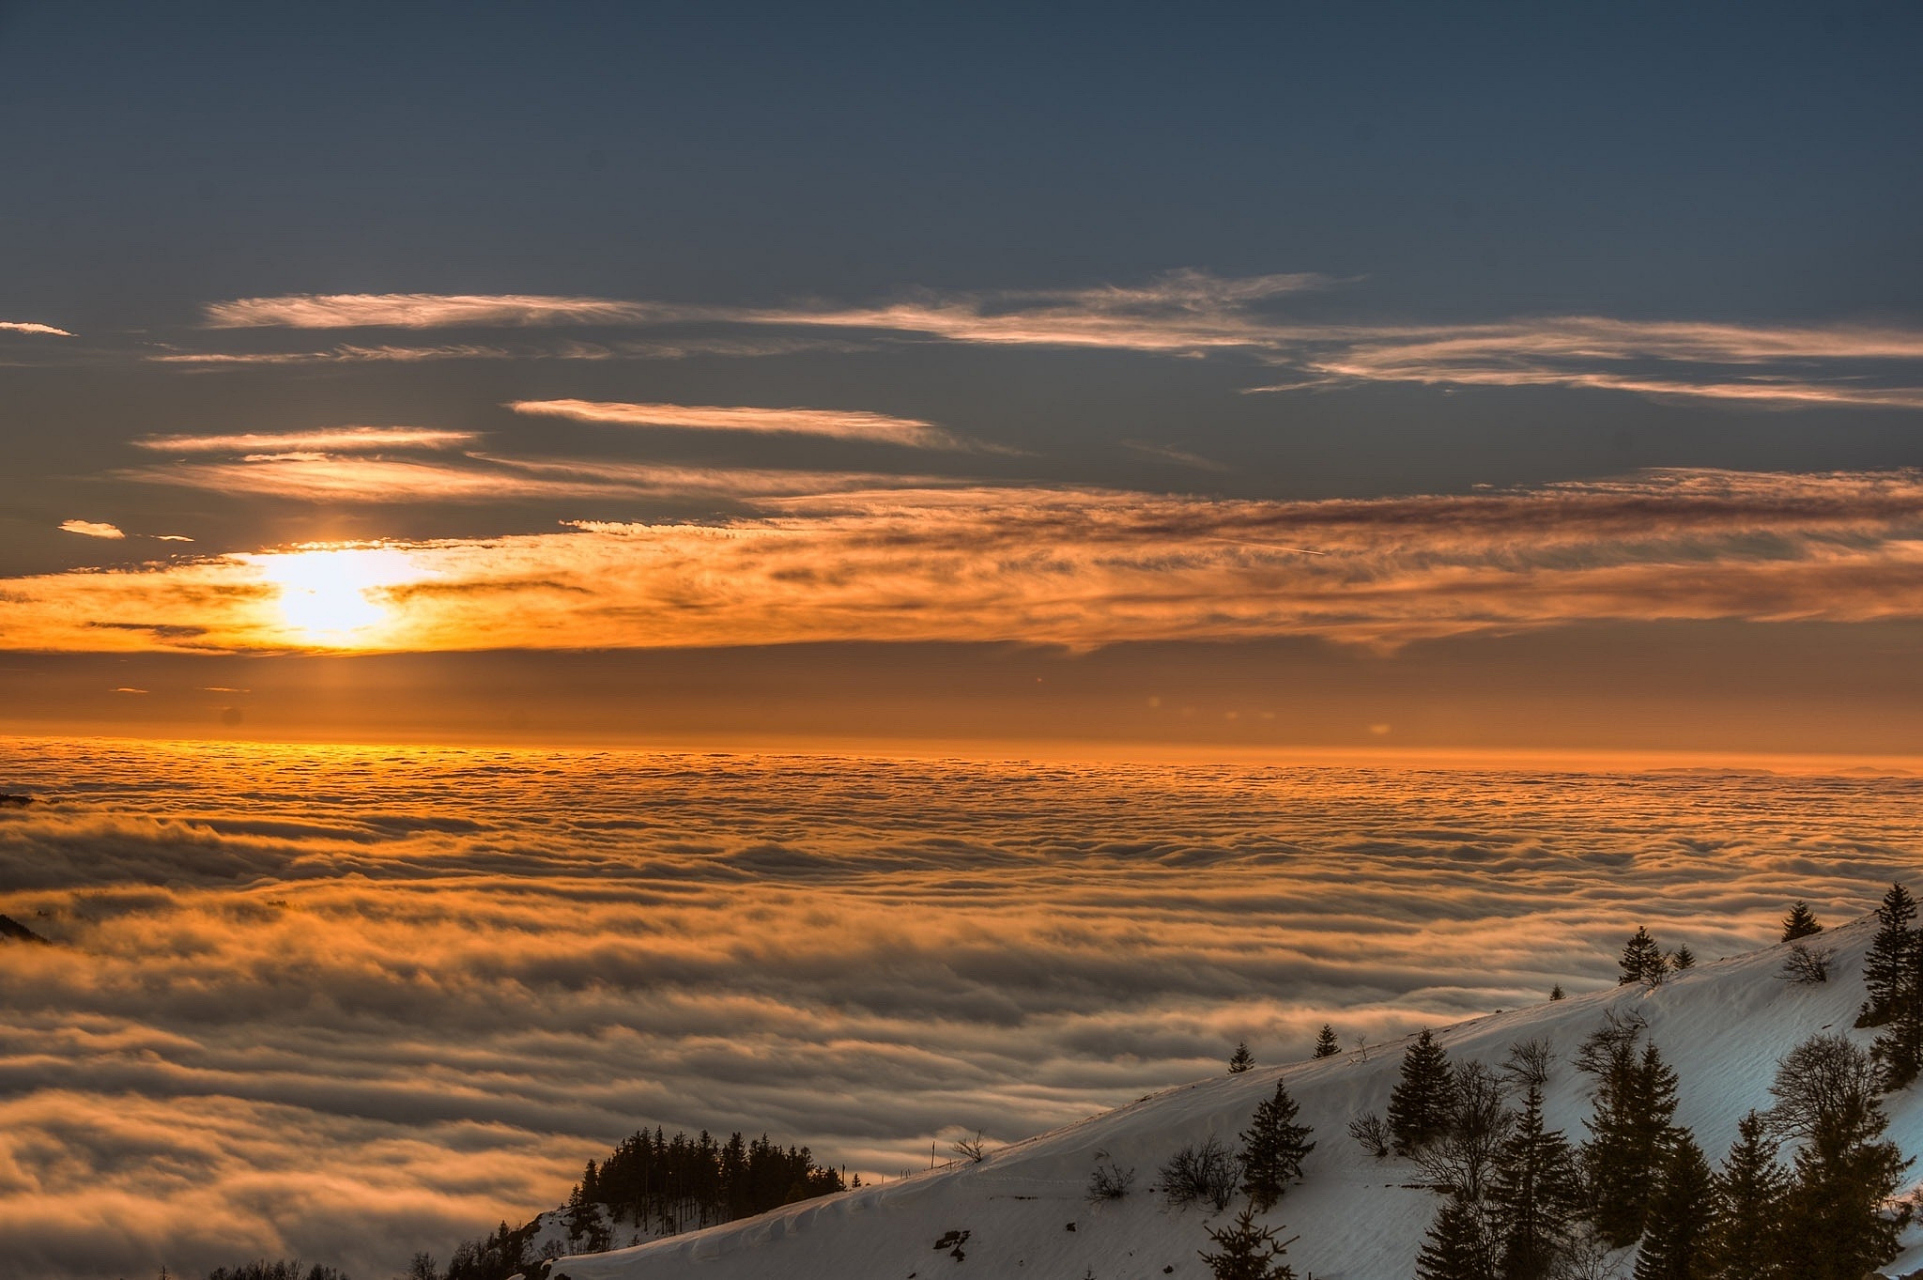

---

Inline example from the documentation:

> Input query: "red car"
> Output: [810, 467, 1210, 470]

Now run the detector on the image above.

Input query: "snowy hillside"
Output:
[548, 916, 1923, 1280]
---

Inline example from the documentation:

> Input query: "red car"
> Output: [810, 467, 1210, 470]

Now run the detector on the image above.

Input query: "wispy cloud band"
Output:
[203, 294, 666, 329]
[136, 427, 480, 454]
[193, 277, 1923, 411]
[508, 399, 961, 448]
[8, 468, 1923, 654]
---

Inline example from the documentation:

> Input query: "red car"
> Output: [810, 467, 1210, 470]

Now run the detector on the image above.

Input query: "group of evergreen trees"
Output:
[565, 1127, 845, 1247]
[1388, 889, 1920, 1280]
[1617, 927, 1696, 989]
[397, 1126, 846, 1280]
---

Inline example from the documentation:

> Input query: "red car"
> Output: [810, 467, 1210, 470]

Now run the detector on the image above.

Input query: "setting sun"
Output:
[249, 546, 419, 644]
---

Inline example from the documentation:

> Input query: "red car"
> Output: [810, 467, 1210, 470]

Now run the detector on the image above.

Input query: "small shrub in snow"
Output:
[1348, 1112, 1392, 1159]
[1160, 1135, 1238, 1211]
[951, 1130, 991, 1162]
[1778, 942, 1831, 984]
[1087, 1149, 1137, 1201]
[1503, 1037, 1555, 1089]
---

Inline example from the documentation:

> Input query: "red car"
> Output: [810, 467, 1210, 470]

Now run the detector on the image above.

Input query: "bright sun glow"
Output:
[250, 546, 419, 643]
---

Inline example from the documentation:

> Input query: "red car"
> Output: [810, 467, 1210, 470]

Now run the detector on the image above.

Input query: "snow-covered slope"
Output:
[551, 916, 1923, 1280]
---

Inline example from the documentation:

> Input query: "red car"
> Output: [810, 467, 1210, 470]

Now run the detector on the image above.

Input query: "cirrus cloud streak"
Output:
[508, 399, 963, 449]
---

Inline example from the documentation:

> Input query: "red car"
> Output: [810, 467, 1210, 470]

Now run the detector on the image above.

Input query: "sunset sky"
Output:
[7, 9, 1923, 1279]
[4, 3, 1921, 757]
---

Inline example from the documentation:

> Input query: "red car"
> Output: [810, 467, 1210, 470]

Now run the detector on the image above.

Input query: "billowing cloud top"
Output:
[0, 737, 1915, 1278]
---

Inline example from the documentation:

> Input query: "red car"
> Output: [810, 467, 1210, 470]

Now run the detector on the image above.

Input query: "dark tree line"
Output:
[568, 1128, 845, 1246]
[395, 1127, 845, 1280]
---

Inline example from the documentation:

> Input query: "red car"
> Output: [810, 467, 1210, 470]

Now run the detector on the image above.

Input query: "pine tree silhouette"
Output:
[1632, 1131, 1714, 1280]
[1619, 927, 1667, 986]
[1313, 1024, 1341, 1059]
[1779, 901, 1823, 942]
[1229, 1041, 1256, 1074]
[1239, 1077, 1316, 1211]
[1414, 1197, 1496, 1280]
[1857, 882, 1916, 1029]
[1705, 1111, 1788, 1280]
[1548, 984, 1565, 1001]
[1489, 1081, 1581, 1280]
[1389, 1030, 1455, 1155]
[1578, 1021, 1679, 1246]
[1871, 933, 1923, 1090]
[1197, 1205, 1297, 1280]
[1670, 945, 1695, 971]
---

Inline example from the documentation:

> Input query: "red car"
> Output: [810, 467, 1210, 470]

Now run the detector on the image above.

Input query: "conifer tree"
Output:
[1229, 1041, 1255, 1074]
[1578, 1018, 1679, 1246]
[1670, 945, 1695, 971]
[1549, 985, 1565, 1002]
[1632, 1131, 1715, 1280]
[1239, 1077, 1316, 1211]
[1619, 927, 1667, 986]
[1856, 882, 1916, 1029]
[1415, 1197, 1496, 1280]
[1871, 932, 1923, 1090]
[1779, 901, 1823, 942]
[1705, 1111, 1788, 1280]
[1198, 1205, 1297, 1280]
[1390, 1030, 1455, 1155]
[1489, 1081, 1582, 1280]
[1313, 1024, 1341, 1059]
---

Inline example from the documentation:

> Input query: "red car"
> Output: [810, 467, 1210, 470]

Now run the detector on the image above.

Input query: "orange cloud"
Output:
[7, 468, 1923, 654]
[508, 399, 962, 448]
[0, 321, 72, 337]
[59, 520, 125, 540]
[203, 294, 665, 328]
[135, 427, 480, 454]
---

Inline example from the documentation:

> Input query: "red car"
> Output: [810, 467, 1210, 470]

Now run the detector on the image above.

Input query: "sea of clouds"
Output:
[0, 737, 1918, 1278]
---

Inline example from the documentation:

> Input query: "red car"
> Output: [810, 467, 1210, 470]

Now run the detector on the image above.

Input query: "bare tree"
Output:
[1777, 942, 1832, 984]
[1414, 1060, 1514, 1203]
[1765, 1033, 1882, 1146]
[951, 1130, 991, 1163]
[1503, 1037, 1557, 1089]
[1160, 1136, 1239, 1211]
[1349, 1111, 1392, 1159]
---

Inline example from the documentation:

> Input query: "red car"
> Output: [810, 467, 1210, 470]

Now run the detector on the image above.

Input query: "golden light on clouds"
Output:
[3, 469, 1922, 657]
